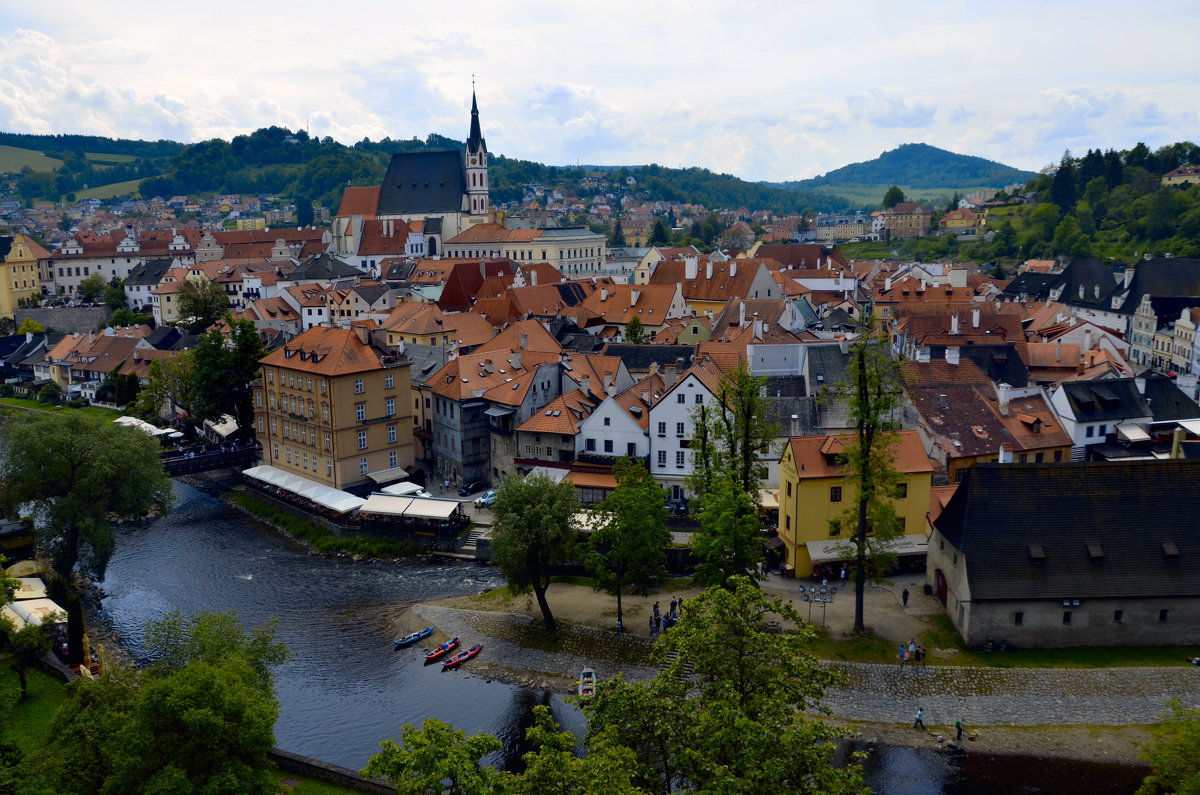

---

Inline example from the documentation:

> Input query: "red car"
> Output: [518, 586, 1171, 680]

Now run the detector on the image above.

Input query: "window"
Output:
[676, 451, 686, 467]
[1014, 611, 1024, 626]
[385, 373, 394, 389]
[270, 418, 277, 435]
[1086, 425, 1094, 438]
[302, 453, 308, 467]
[830, 486, 842, 503]
[323, 405, 330, 422]
[786, 482, 792, 497]
[327, 460, 332, 476]
[695, 393, 703, 404]
[257, 417, 264, 432]
[657, 422, 666, 436]
[256, 392, 262, 407]
[627, 443, 637, 457]
[356, 405, 366, 422]
[585, 438, 596, 451]
[1063, 611, 1072, 625]
[321, 381, 327, 395]
[677, 393, 685, 404]
[360, 457, 369, 475]
[1098, 424, 1107, 436]
[386, 398, 395, 416]
[388, 425, 397, 443]
[389, 451, 398, 468]
[603, 416, 610, 426]
[272, 443, 279, 459]
[306, 377, 312, 391]
[1113, 609, 1123, 623]
[355, 378, 364, 394]
[603, 439, 613, 453]
[895, 482, 908, 498]
[676, 422, 685, 436]
[358, 431, 367, 449]
[286, 448, 292, 463]
[1035, 452, 1044, 463]
[657, 450, 666, 467]
[1160, 609, 1169, 622]
[269, 393, 276, 409]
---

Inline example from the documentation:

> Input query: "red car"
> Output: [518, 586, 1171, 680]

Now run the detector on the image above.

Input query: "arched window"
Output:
[428, 237, 438, 256]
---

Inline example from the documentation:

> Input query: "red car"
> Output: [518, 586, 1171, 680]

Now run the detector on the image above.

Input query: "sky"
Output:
[1, 0, 1197, 182]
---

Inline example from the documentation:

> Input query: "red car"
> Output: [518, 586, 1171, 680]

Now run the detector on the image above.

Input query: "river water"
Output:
[99, 482, 1145, 792]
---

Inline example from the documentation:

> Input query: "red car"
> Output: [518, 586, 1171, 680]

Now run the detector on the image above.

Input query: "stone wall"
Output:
[15, 306, 111, 334]
[267, 748, 394, 794]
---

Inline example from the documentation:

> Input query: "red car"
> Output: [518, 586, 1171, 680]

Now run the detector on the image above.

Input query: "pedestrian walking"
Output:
[653, 601, 660, 619]
[956, 719, 964, 742]
[914, 707, 925, 729]
[902, 587, 909, 608]
[649, 615, 655, 636]
[908, 639, 916, 657]
[920, 645, 928, 668]
[839, 566, 847, 585]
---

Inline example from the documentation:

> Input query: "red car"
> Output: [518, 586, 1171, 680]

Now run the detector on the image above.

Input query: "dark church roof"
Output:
[287, 253, 359, 282]
[935, 461, 1200, 601]
[378, 151, 467, 216]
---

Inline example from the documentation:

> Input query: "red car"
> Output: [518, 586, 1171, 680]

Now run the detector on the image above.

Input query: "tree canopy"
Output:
[490, 473, 580, 632]
[175, 276, 229, 332]
[1138, 698, 1200, 795]
[190, 318, 265, 438]
[0, 411, 173, 579]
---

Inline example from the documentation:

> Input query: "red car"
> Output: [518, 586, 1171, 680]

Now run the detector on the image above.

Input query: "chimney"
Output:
[949, 315, 959, 335]
[511, 351, 522, 369]
[790, 414, 800, 436]
[885, 276, 892, 291]
[630, 289, 641, 307]
[604, 372, 613, 393]
[685, 257, 698, 280]
[531, 270, 538, 286]
[600, 288, 608, 302]
[753, 319, 763, 340]
[739, 302, 746, 328]
[580, 375, 590, 395]
[1135, 376, 1146, 395]
[1123, 267, 1134, 289]
[705, 260, 713, 280]
[1172, 427, 1185, 459]
[353, 324, 369, 345]
[838, 338, 849, 355]
[520, 333, 528, 350]
[946, 346, 960, 365]
[972, 308, 980, 329]
[1055, 339, 1061, 363]
[648, 361, 660, 378]
[730, 261, 737, 277]
[998, 443, 1013, 464]
[1082, 327, 1092, 351]
[997, 382, 1012, 415]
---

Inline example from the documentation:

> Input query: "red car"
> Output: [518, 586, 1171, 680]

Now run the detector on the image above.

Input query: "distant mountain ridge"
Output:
[771, 143, 1037, 193]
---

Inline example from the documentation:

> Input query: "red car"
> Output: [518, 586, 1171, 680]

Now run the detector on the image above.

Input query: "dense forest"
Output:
[847, 141, 1200, 270]
[773, 143, 1037, 192]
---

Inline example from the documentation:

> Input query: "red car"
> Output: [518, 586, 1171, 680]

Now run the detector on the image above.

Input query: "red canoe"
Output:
[424, 637, 460, 662]
[442, 643, 483, 668]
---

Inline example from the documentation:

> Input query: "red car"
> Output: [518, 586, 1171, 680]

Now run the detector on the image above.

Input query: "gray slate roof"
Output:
[1060, 375, 1200, 424]
[935, 461, 1200, 601]
[378, 152, 466, 216]
[287, 253, 360, 282]
[600, 344, 696, 373]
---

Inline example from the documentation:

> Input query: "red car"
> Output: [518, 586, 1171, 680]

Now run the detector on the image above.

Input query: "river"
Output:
[99, 481, 1145, 792]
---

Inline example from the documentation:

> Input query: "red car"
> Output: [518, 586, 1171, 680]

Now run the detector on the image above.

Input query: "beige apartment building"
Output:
[253, 325, 414, 491]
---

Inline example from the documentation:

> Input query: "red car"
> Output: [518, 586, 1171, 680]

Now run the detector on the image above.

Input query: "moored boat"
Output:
[394, 625, 435, 648]
[578, 667, 596, 697]
[442, 643, 482, 668]
[424, 637, 460, 662]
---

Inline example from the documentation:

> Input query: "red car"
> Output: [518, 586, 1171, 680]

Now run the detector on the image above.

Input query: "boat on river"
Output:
[394, 626, 434, 648]
[424, 637, 460, 662]
[442, 643, 482, 668]
[578, 667, 596, 697]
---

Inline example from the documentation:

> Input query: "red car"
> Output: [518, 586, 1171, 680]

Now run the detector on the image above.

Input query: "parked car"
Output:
[457, 480, 487, 497]
[475, 490, 498, 508]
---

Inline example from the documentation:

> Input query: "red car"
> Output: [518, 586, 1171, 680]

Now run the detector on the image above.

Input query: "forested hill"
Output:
[773, 143, 1037, 192]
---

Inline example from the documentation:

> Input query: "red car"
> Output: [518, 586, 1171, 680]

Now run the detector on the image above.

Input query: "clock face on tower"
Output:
[470, 157, 478, 165]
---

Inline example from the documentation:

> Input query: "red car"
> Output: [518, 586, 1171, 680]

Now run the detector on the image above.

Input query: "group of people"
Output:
[899, 638, 927, 667]
[913, 708, 966, 742]
[649, 596, 683, 636]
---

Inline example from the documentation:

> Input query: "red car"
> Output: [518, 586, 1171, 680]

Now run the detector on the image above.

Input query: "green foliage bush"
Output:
[227, 493, 419, 558]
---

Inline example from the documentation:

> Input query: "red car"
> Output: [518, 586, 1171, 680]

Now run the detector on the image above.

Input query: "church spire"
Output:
[467, 84, 486, 156]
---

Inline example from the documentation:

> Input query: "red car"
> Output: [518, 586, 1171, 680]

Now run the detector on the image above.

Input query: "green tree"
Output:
[490, 473, 580, 632]
[36, 380, 62, 404]
[624, 316, 647, 344]
[1138, 698, 1200, 795]
[16, 317, 43, 334]
[0, 412, 173, 579]
[362, 717, 502, 795]
[136, 350, 196, 422]
[76, 273, 108, 303]
[3, 622, 54, 701]
[582, 577, 865, 795]
[609, 217, 627, 247]
[587, 458, 670, 632]
[191, 318, 264, 438]
[688, 360, 779, 498]
[175, 276, 228, 332]
[295, 196, 314, 227]
[882, 185, 905, 208]
[502, 706, 643, 795]
[103, 283, 127, 311]
[833, 316, 904, 634]
[647, 218, 670, 247]
[689, 474, 762, 589]
[108, 307, 152, 328]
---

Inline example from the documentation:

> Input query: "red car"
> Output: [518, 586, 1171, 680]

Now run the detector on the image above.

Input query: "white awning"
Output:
[1116, 422, 1150, 442]
[1176, 419, 1200, 436]
[759, 488, 779, 509]
[527, 466, 568, 484]
[242, 465, 365, 514]
[402, 498, 460, 519]
[382, 482, 424, 496]
[204, 414, 239, 439]
[1, 597, 66, 628]
[484, 406, 515, 417]
[366, 467, 408, 484]
[805, 533, 929, 563]
[14, 577, 47, 600]
[359, 494, 414, 516]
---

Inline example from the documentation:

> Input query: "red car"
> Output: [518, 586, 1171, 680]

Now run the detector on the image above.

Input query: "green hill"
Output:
[770, 143, 1037, 203]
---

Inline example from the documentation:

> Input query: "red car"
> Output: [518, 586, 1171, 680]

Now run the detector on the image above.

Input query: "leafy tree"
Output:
[144, 609, 290, 690]
[76, 273, 108, 303]
[1051, 150, 1078, 209]
[16, 317, 43, 334]
[624, 316, 647, 344]
[362, 717, 502, 795]
[295, 196, 314, 227]
[3, 622, 54, 700]
[36, 380, 62, 404]
[0, 412, 173, 579]
[490, 472, 580, 632]
[109, 307, 152, 328]
[688, 360, 779, 499]
[582, 576, 865, 795]
[689, 474, 762, 589]
[502, 706, 643, 795]
[103, 283, 127, 311]
[647, 218, 670, 247]
[882, 185, 906, 208]
[191, 318, 264, 437]
[1138, 698, 1200, 795]
[136, 350, 196, 422]
[175, 275, 228, 332]
[609, 217, 626, 247]
[587, 458, 670, 631]
[832, 316, 904, 634]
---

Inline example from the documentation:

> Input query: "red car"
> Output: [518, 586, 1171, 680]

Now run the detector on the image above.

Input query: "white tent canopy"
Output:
[382, 482, 426, 496]
[114, 416, 169, 436]
[1, 597, 66, 630]
[242, 465, 366, 514]
[359, 493, 460, 520]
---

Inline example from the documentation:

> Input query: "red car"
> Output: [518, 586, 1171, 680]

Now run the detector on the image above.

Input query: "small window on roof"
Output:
[1163, 541, 1180, 560]
[1028, 544, 1045, 564]
[1088, 543, 1104, 562]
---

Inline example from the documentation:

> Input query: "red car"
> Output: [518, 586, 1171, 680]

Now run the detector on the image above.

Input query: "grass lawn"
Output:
[1, 662, 70, 752]
[0, 398, 124, 422]
[0, 145, 63, 173]
[76, 178, 146, 200]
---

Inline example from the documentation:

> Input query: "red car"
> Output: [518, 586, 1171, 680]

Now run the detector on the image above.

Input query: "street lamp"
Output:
[803, 585, 836, 626]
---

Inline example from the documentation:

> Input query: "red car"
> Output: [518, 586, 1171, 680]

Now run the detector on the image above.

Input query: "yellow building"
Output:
[253, 325, 414, 491]
[0, 235, 48, 317]
[777, 431, 934, 577]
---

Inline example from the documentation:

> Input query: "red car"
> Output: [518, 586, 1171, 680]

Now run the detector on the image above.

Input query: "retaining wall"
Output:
[15, 306, 111, 334]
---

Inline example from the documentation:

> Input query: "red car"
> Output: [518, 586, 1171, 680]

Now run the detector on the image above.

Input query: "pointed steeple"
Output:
[467, 87, 486, 156]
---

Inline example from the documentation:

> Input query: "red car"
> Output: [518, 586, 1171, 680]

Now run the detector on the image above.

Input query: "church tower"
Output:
[465, 88, 489, 217]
